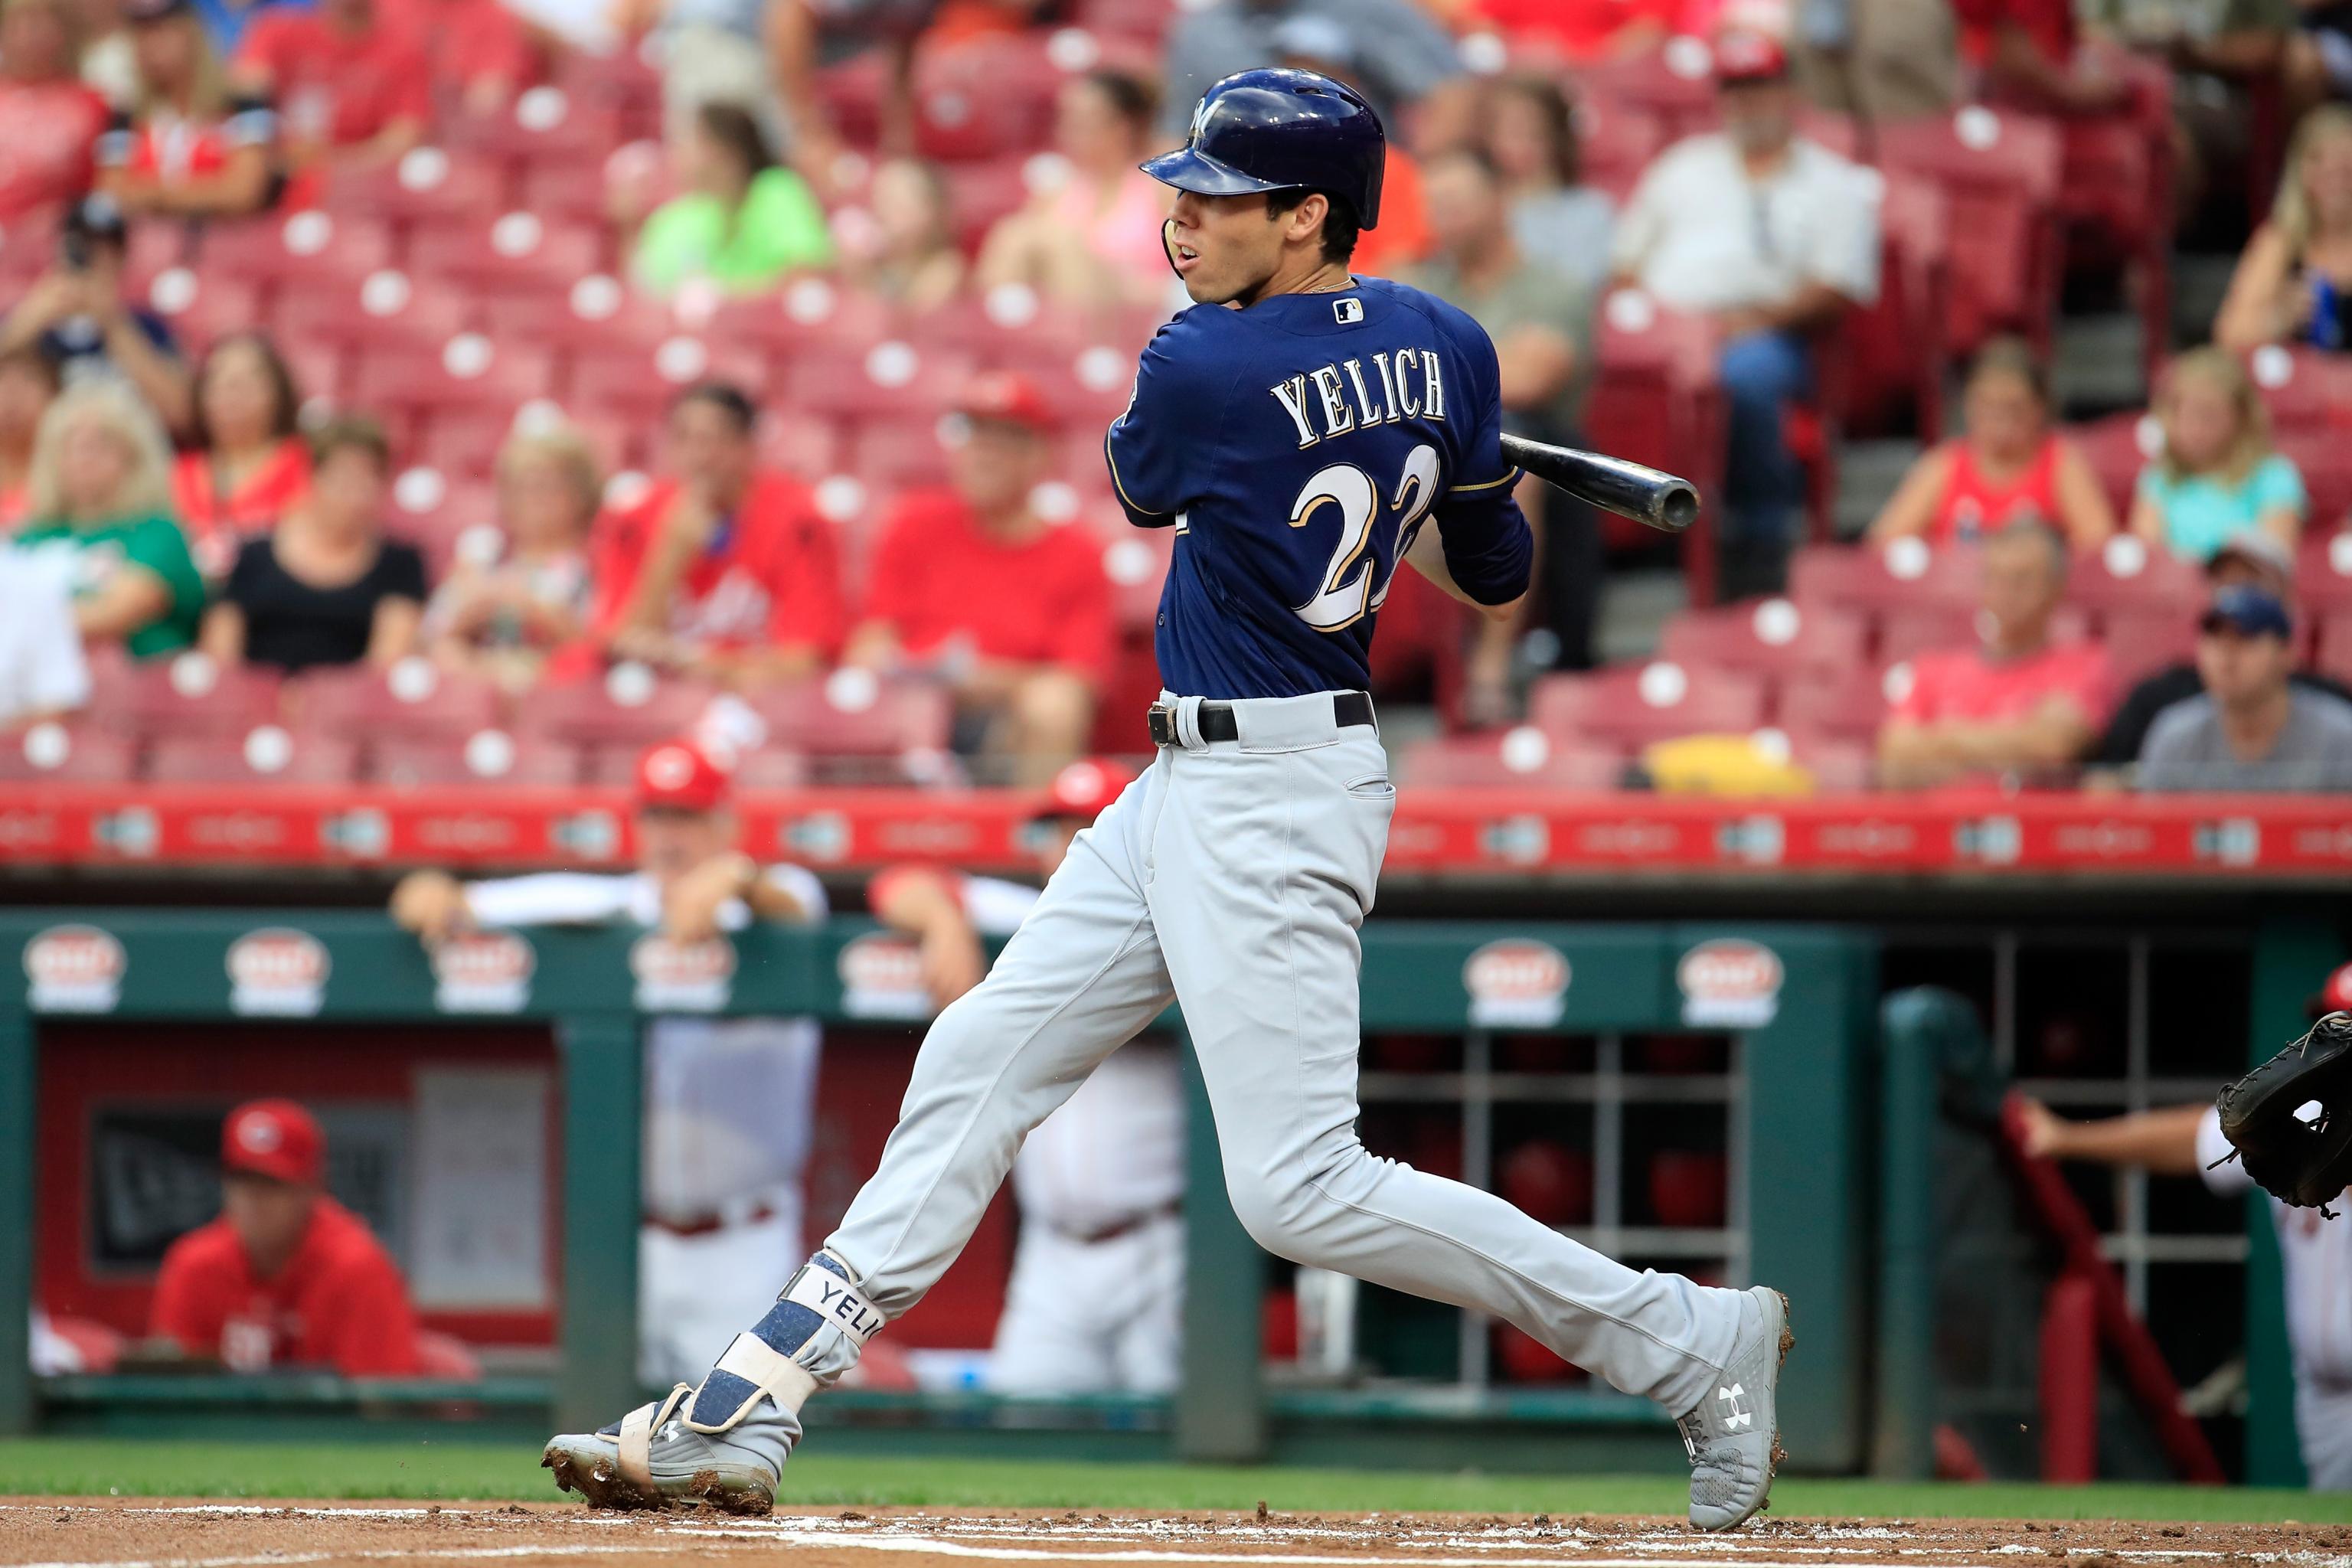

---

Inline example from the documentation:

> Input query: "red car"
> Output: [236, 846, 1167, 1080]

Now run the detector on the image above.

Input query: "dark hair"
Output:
[191, 330, 300, 449]
[1266, 187, 1361, 264]
[1491, 74, 1580, 188]
[695, 102, 774, 181]
[672, 381, 758, 434]
[1082, 67, 1158, 136]
[1968, 334, 2049, 406]
[0, 342, 60, 393]
[309, 413, 391, 474]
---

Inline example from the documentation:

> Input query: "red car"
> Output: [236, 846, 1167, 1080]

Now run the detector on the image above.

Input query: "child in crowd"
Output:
[2129, 348, 2307, 564]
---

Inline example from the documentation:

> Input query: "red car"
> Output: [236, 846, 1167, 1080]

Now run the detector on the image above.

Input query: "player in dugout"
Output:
[389, 735, 831, 1387]
[150, 1098, 426, 1376]
[2016, 960, 2352, 1491]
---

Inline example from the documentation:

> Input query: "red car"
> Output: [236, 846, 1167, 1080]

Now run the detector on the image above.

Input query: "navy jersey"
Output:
[1105, 274, 1533, 701]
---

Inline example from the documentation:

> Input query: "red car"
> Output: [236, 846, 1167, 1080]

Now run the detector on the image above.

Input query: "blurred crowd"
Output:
[5, 0, 2352, 793]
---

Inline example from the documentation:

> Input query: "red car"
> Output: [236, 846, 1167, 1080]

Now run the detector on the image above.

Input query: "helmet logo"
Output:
[1189, 98, 1210, 145]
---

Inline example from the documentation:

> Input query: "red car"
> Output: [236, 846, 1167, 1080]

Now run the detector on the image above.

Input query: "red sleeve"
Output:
[1891, 655, 1945, 724]
[322, 1252, 424, 1377]
[2060, 647, 2115, 726]
[1045, 534, 1114, 684]
[586, 492, 659, 636]
[762, 495, 847, 658]
[858, 498, 928, 632]
[451, 0, 534, 87]
[384, 39, 434, 126]
[234, 15, 300, 82]
[149, 1234, 227, 1354]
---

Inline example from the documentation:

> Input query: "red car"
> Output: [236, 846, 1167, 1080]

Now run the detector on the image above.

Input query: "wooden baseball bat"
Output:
[1499, 433, 1700, 534]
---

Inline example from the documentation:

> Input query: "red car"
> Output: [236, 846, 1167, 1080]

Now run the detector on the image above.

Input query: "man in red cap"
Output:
[864, 756, 1184, 1394]
[149, 1099, 424, 1376]
[844, 371, 1113, 786]
[390, 737, 831, 1384]
[1611, 26, 1880, 597]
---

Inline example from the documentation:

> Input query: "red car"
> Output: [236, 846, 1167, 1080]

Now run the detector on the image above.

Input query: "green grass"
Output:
[0, 1441, 2342, 1522]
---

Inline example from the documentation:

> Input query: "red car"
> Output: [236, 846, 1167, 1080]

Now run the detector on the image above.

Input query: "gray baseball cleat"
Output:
[1677, 1285, 1794, 1532]
[543, 1382, 799, 1514]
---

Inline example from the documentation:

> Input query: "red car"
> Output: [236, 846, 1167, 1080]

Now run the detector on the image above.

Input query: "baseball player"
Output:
[871, 758, 1185, 1395]
[393, 737, 828, 1386]
[545, 67, 1791, 1532]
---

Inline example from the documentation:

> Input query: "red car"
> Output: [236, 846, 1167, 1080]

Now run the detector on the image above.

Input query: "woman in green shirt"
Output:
[13, 379, 204, 659]
[631, 103, 834, 301]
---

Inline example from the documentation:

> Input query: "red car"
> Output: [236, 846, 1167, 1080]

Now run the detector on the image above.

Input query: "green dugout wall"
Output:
[0, 910, 1853, 1469]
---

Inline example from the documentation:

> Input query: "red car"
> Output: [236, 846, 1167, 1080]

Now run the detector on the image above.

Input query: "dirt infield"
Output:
[5, 1501, 2350, 1568]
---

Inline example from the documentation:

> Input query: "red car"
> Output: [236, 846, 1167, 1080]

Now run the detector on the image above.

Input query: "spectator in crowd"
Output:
[1464, 0, 1686, 62]
[1, 196, 194, 431]
[0, 0, 109, 223]
[390, 737, 830, 1386]
[1481, 74, 1614, 298]
[0, 346, 60, 529]
[150, 1099, 426, 1377]
[2137, 583, 2352, 790]
[1267, 18, 1429, 276]
[589, 382, 845, 684]
[1954, 0, 2132, 113]
[1611, 28, 1879, 599]
[173, 331, 309, 577]
[867, 758, 1186, 1395]
[1406, 148, 1597, 696]
[2216, 106, 2352, 354]
[846, 373, 1110, 784]
[2090, 532, 2352, 766]
[1158, 0, 1459, 140]
[391, 0, 533, 119]
[95, 0, 277, 220]
[13, 378, 204, 658]
[1793, 0, 1959, 123]
[975, 69, 1170, 312]
[2130, 347, 2306, 563]
[425, 423, 597, 691]
[854, 156, 968, 314]
[201, 416, 426, 672]
[232, 0, 429, 172]
[631, 0, 773, 154]
[1867, 337, 2115, 550]
[1877, 521, 2112, 788]
[631, 102, 832, 302]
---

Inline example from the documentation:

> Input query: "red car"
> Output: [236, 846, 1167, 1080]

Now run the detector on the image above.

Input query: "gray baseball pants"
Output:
[824, 690, 1744, 1415]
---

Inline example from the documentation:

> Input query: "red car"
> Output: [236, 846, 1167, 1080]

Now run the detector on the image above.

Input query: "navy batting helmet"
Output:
[1139, 67, 1385, 230]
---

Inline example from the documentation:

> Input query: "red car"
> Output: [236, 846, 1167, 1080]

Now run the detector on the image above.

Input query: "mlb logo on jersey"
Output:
[1333, 297, 1364, 325]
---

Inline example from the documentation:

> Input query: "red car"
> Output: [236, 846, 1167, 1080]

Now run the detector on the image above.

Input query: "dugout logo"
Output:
[1677, 939, 1783, 1028]
[631, 933, 735, 1012]
[227, 928, 330, 1016]
[24, 924, 126, 1014]
[433, 931, 536, 1014]
[1462, 939, 1571, 1028]
[838, 933, 931, 1020]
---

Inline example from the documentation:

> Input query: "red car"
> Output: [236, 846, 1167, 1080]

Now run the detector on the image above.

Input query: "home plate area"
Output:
[5, 1504, 2351, 1568]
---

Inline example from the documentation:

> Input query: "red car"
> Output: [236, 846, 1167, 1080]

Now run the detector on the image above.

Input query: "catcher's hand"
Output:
[2215, 1010, 2352, 1213]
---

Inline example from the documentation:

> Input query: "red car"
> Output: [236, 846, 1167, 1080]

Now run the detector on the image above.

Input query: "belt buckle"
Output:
[1146, 702, 1178, 747]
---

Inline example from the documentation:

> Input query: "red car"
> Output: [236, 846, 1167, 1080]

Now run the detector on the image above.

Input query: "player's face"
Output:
[2196, 625, 2291, 707]
[221, 1173, 315, 1269]
[1165, 189, 1289, 305]
[635, 806, 735, 887]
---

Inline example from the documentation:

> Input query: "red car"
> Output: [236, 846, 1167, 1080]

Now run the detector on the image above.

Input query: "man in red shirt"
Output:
[845, 371, 1111, 783]
[1877, 520, 2112, 789]
[232, 0, 430, 170]
[149, 1099, 425, 1377]
[590, 383, 846, 685]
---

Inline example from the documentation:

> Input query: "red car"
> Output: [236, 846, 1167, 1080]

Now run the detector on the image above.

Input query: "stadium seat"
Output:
[778, 343, 974, 423]
[405, 214, 607, 301]
[1573, 96, 1668, 203]
[1399, 730, 1628, 790]
[0, 724, 139, 784]
[848, 417, 958, 490]
[196, 211, 397, 290]
[1578, 41, 1723, 144]
[1584, 293, 1725, 595]
[2280, 430, 2352, 530]
[911, 36, 1063, 162]
[142, 271, 265, 354]
[1527, 665, 1770, 749]
[1834, 176, 1952, 439]
[88, 655, 283, 739]
[2063, 536, 2206, 619]
[1787, 541, 1978, 627]
[748, 676, 953, 758]
[706, 285, 896, 361]
[273, 272, 475, 354]
[2236, 345, 2352, 432]
[147, 730, 361, 786]
[1778, 665, 1897, 743]
[516, 671, 720, 746]
[368, 733, 583, 789]
[443, 92, 628, 179]
[2316, 612, 2352, 684]
[2101, 606, 2197, 687]
[569, 335, 771, 424]
[1658, 599, 1870, 684]
[2296, 531, 2352, 612]
[348, 338, 559, 422]
[291, 662, 508, 740]
[321, 149, 507, 228]
[1873, 109, 2063, 357]
[2066, 411, 2155, 517]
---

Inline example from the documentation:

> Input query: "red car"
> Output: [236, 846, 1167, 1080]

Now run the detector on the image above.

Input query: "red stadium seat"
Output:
[1834, 176, 1952, 439]
[1658, 599, 1870, 683]
[2063, 535, 2207, 619]
[2316, 612, 2352, 684]
[384, 468, 498, 569]
[1574, 96, 1668, 202]
[443, 90, 628, 178]
[88, 655, 283, 739]
[942, 155, 1036, 253]
[1787, 540, 1978, 625]
[517, 671, 720, 746]
[757, 414, 842, 481]
[2102, 606, 2198, 687]
[406, 213, 607, 300]
[320, 148, 507, 228]
[705, 283, 895, 361]
[368, 733, 583, 788]
[2236, 345, 2352, 432]
[1584, 294, 1725, 595]
[1400, 730, 1628, 790]
[749, 675, 952, 757]
[273, 270, 475, 354]
[848, 417, 957, 491]
[1779, 665, 1897, 743]
[195, 211, 397, 289]
[291, 661, 508, 740]
[911, 36, 1063, 162]
[2279, 430, 2352, 531]
[569, 335, 772, 424]
[146, 730, 360, 786]
[0, 724, 139, 783]
[142, 270, 264, 354]
[1873, 109, 2063, 357]
[1528, 664, 1770, 749]
[1579, 41, 1723, 143]
[2066, 412, 2155, 517]
[778, 341, 973, 422]
[348, 336, 558, 421]
[2297, 530, 2352, 612]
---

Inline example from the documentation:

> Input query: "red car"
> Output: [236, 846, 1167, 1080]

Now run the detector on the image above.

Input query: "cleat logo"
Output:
[1718, 1384, 1753, 1430]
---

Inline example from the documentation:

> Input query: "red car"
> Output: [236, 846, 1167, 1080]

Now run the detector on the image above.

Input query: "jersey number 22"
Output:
[1290, 443, 1440, 632]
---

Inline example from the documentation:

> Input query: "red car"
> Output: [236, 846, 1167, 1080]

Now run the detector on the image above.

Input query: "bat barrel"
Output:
[1499, 433, 1700, 534]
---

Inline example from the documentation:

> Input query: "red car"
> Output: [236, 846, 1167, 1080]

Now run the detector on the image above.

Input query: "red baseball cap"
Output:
[959, 371, 1057, 434]
[2318, 962, 2352, 1017]
[222, 1099, 325, 1186]
[1034, 757, 1135, 824]
[1714, 28, 1789, 83]
[634, 737, 731, 813]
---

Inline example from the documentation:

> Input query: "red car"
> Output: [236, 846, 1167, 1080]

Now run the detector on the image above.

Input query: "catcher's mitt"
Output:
[2214, 1010, 2352, 1213]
